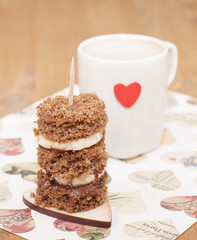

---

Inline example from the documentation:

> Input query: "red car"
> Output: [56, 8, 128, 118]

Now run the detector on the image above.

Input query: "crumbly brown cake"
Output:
[35, 94, 108, 142]
[37, 138, 108, 179]
[34, 93, 108, 213]
[35, 170, 108, 213]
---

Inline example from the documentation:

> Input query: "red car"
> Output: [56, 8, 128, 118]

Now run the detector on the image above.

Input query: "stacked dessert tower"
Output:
[34, 93, 108, 213]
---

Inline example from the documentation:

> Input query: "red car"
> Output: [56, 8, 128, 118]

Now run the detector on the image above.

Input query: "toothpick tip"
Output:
[69, 56, 75, 106]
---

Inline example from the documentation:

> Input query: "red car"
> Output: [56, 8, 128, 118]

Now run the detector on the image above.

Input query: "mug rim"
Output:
[77, 33, 168, 63]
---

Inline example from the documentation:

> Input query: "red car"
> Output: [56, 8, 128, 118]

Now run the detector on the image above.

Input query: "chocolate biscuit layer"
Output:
[37, 137, 108, 179]
[35, 93, 108, 142]
[35, 170, 107, 213]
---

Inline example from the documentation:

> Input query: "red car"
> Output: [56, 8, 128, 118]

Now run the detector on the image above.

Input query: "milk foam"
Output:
[82, 38, 163, 60]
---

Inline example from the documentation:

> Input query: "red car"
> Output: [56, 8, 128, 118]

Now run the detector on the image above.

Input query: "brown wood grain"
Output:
[0, 228, 26, 240]
[33, 0, 197, 101]
[0, 0, 196, 114]
[0, 0, 35, 116]
[177, 222, 197, 240]
[0, 0, 197, 239]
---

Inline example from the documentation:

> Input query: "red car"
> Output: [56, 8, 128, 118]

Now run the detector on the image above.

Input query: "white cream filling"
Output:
[54, 171, 105, 186]
[35, 132, 103, 151]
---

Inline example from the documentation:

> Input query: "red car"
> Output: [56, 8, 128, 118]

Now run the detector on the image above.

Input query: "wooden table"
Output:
[0, 0, 196, 239]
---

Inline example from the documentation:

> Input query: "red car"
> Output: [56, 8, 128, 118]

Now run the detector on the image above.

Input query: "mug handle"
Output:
[163, 41, 178, 86]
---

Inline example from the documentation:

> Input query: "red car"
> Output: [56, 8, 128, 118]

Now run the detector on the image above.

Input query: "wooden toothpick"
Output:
[69, 57, 74, 105]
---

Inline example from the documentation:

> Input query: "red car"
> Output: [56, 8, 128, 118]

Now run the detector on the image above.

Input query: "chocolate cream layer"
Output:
[53, 170, 105, 186]
[35, 170, 108, 213]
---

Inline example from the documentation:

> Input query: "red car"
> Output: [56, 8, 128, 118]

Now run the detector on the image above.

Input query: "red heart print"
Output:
[114, 82, 141, 108]
[160, 195, 197, 218]
[0, 208, 35, 233]
[0, 138, 24, 155]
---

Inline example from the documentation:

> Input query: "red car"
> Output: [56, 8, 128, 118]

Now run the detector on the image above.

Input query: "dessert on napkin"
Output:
[34, 93, 108, 213]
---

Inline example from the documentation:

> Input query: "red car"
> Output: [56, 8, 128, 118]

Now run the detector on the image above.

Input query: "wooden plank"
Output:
[0, 0, 35, 116]
[177, 222, 197, 240]
[152, 0, 197, 97]
[0, 228, 26, 240]
[34, 0, 79, 100]
[34, 0, 197, 100]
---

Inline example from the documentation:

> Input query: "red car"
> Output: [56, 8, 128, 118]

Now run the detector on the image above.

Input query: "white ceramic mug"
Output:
[77, 34, 178, 159]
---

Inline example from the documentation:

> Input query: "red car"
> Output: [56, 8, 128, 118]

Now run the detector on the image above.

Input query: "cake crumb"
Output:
[30, 192, 35, 198]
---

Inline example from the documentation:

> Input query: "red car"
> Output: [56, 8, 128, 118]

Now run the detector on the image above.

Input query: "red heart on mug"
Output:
[114, 82, 141, 108]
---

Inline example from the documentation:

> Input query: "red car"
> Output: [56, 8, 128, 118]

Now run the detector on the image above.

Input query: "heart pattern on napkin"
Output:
[160, 128, 176, 145]
[166, 113, 197, 128]
[123, 219, 179, 239]
[161, 195, 197, 218]
[0, 208, 35, 233]
[77, 227, 110, 240]
[54, 220, 111, 239]
[114, 82, 141, 108]
[0, 138, 25, 156]
[108, 191, 146, 215]
[0, 181, 12, 203]
[54, 220, 88, 232]
[161, 152, 197, 168]
[129, 170, 181, 191]
[2, 162, 40, 182]
[122, 154, 146, 164]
